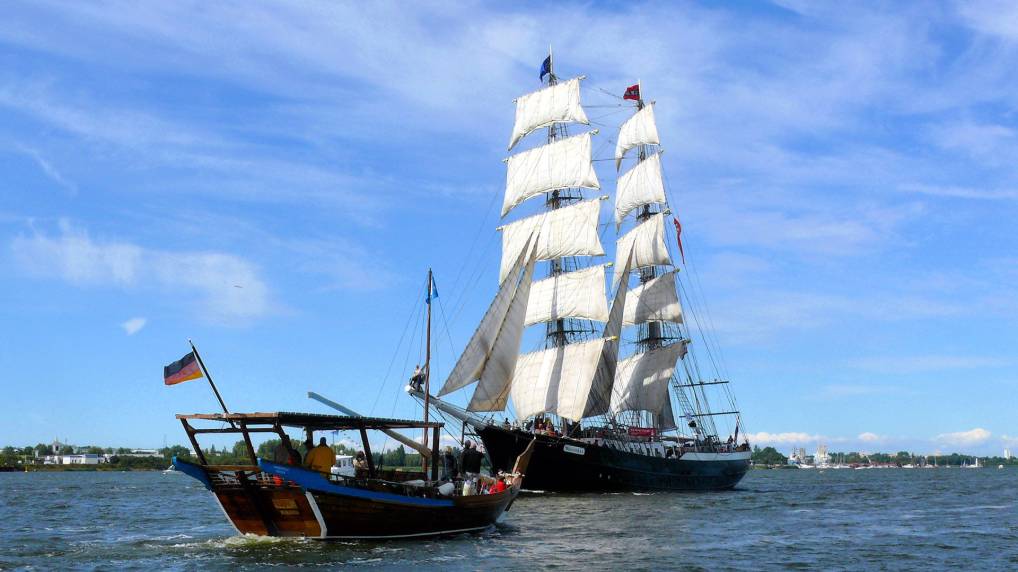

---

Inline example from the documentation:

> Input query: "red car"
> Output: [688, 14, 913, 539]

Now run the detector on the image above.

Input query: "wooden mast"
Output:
[422, 268, 433, 476]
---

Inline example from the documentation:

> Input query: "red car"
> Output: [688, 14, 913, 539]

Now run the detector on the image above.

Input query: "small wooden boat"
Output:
[173, 411, 534, 539]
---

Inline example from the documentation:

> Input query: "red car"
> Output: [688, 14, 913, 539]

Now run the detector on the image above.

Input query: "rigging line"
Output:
[368, 284, 426, 416]
[592, 86, 631, 101]
[658, 162, 728, 378]
[435, 297, 458, 371]
[447, 175, 502, 300]
[449, 232, 498, 326]
[587, 109, 630, 122]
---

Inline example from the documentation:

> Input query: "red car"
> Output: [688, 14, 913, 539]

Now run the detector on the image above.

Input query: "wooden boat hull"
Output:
[477, 426, 750, 492]
[174, 457, 519, 539]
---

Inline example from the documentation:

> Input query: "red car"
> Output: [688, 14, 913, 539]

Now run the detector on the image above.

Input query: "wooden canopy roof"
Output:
[176, 411, 443, 431]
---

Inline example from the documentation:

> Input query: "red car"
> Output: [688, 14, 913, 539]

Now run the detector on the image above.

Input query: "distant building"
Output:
[62, 454, 100, 465]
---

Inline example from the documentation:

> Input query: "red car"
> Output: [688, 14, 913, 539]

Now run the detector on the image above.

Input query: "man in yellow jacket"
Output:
[303, 437, 334, 473]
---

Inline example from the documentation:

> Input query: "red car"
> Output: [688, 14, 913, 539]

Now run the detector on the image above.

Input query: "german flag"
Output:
[164, 351, 203, 385]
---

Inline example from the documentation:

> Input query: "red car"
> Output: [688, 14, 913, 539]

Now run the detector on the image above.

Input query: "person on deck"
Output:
[271, 440, 296, 465]
[441, 446, 459, 481]
[303, 437, 334, 474]
[460, 440, 483, 478]
[409, 365, 425, 391]
[353, 451, 368, 476]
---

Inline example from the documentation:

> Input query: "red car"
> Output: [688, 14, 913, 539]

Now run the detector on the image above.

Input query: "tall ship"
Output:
[410, 52, 750, 491]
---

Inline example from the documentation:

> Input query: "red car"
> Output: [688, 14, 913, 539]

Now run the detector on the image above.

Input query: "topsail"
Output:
[508, 77, 589, 151]
[499, 198, 605, 283]
[615, 103, 660, 169]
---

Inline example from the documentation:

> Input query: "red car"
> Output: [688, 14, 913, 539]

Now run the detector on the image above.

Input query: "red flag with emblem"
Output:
[673, 217, 685, 265]
[623, 83, 640, 101]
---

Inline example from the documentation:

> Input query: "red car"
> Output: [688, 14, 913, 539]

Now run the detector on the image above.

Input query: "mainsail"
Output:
[610, 341, 688, 430]
[524, 264, 610, 327]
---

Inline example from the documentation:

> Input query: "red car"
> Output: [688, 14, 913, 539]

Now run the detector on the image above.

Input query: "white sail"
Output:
[524, 265, 609, 326]
[615, 152, 666, 227]
[610, 341, 687, 424]
[500, 198, 605, 283]
[467, 245, 539, 412]
[615, 103, 660, 169]
[582, 249, 633, 418]
[508, 77, 589, 151]
[510, 338, 607, 422]
[623, 271, 683, 326]
[438, 238, 534, 396]
[614, 213, 670, 287]
[503, 132, 600, 217]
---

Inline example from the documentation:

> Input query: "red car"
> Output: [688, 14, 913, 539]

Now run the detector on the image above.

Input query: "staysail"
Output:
[465, 242, 540, 412]
[439, 236, 536, 397]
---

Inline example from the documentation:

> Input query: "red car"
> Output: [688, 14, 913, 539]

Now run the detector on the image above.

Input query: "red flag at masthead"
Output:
[623, 83, 641, 101]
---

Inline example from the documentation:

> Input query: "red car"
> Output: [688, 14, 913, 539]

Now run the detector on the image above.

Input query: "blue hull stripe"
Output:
[257, 459, 454, 507]
[172, 456, 212, 489]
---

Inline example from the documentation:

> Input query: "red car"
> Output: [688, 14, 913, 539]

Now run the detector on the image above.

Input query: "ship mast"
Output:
[422, 268, 433, 475]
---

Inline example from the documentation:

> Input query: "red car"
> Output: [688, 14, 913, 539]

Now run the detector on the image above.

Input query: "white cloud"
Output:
[745, 431, 821, 445]
[934, 428, 992, 447]
[120, 317, 146, 336]
[857, 432, 883, 443]
[11, 221, 270, 323]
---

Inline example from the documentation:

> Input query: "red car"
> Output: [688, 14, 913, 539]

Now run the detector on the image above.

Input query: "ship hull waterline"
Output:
[476, 425, 750, 492]
[174, 457, 520, 540]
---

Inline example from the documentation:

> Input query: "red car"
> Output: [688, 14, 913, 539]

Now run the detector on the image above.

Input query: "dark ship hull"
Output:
[477, 425, 750, 492]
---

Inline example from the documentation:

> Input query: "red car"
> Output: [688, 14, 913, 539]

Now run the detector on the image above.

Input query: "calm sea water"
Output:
[1, 468, 1015, 570]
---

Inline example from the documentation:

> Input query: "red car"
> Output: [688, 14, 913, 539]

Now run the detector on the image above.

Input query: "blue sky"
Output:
[1, 1, 1016, 456]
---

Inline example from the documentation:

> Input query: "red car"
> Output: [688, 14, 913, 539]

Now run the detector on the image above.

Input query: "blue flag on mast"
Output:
[539, 55, 552, 80]
[426, 275, 439, 303]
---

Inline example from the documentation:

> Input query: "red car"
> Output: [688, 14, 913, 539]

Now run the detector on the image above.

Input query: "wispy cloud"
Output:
[850, 355, 1008, 374]
[899, 183, 1018, 201]
[11, 220, 270, 323]
[120, 317, 146, 336]
[15, 145, 78, 195]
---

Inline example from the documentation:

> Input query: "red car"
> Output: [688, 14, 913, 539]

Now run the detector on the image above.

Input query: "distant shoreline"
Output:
[0, 465, 162, 472]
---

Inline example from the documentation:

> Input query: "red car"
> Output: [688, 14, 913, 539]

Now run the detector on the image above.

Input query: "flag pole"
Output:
[549, 44, 554, 82]
[188, 339, 232, 420]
